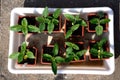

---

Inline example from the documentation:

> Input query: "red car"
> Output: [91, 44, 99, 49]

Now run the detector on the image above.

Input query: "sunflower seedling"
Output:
[10, 18, 40, 36]
[64, 14, 87, 39]
[89, 38, 113, 59]
[42, 43, 65, 75]
[65, 42, 86, 62]
[36, 7, 61, 34]
[9, 42, 35, 64]
[89, 12, 110, 36]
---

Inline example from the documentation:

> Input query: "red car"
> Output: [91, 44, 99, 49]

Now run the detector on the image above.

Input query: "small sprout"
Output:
[10, 18, 40, 36]
[89, 12, 110, 36]
[90, 38, 113, 59]
[9, 42, 35, 63]
[42, 43, 65, 75]
[64, 14, 87, 39]
[65, 42, 86, 62]
[36, 7, 61, 34]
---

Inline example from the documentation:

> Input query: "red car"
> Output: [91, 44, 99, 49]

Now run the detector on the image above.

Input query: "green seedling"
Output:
[65, 42, 86, 62]
[90, 38, 113, 59]
[36, 7, 61, 34]
[89, 11, 110, 36]
[42, 43, 65, 75]
[64, 14, 87, 39]
[10, 18, 40, 36]
[9, 42, 35, 63]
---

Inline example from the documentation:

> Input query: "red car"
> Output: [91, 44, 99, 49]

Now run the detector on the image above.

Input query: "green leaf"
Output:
[100, 38, 107, 44]
[10, 25, 22, 31]
[76, 50, 86, 57]
[90, 48, 98, 56]
[98, 38, 107, 47]
[93, 43, 98, 49]
[97, 11, 104, 18]
[55, 56, 65, 63]
[65, 42, 79, 50]
[71, 24, 79, 31]
[95, 25, 103, 36]
[65, 56, 73, 63]
[47, 16, 52, 19]
[45, 18, 50, 23]
[42, 54, 52, 61]
[74, 55, 79, 61]
[52, 19, 59, 25]
[65, 42, 72, 47]
[53, 8, 61, 18]
[66, 47, 73, 53]
[66, 52, 74, 56]
[90, 18, 99, 25]
[47, 22, 54, 34]
[18, 53, 24, 63]
[28, 25, 40, 32]
[102, 52, 113, 58]
[20, 42, 27, 55]
[71, 43, 80, 50]
[100, 19, 110, 24]
[39, 23, 45, 32]
[22, 25, 28, 35]
[21, 18, 28, 27]
[81, 20, 87, 26]
[64, 14, 75, 21]
[74, 15, 80, 20]
[9, 52, 20, 59]
[43, 7, 49, 17]
[65, 30, 72, 39]
[26, 50, 35, 59]
[52, 43, 59, 56]
[51, 60, 57, 75]
[35, 17, 45, 23]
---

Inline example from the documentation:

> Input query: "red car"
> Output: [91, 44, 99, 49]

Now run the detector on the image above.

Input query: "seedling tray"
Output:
[8, 7, 114, 75]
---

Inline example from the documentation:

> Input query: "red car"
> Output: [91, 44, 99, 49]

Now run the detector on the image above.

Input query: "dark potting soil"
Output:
[18, 47, 36, 64]
[72, 27, 82, 35]
[88, 14, 107, 30]
[18, 16, 36, 25]
[43, 46, 53, 54]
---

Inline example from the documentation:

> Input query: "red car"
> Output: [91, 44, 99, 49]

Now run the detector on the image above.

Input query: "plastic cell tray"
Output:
[8, 7, 114, 75]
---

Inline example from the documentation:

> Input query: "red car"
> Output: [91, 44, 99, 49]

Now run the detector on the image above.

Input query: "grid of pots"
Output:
[9, 7, 113, 75]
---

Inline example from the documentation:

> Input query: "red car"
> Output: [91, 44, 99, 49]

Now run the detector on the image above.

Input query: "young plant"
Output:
[89, 11, 110, 36]
[36, 7, 61, 34]
[64, 14, 87, 39]
[65, 42, 86, 62]
[9, 42, 35, 63]
[42, 43, 65, 75]
[10, 18, 40, 36]
[89, 38, 113, 59]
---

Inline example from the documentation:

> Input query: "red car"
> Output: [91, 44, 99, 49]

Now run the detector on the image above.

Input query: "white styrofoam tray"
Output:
[8, 7, 114, 75]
